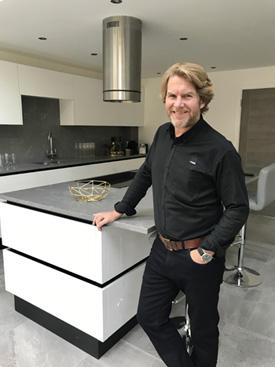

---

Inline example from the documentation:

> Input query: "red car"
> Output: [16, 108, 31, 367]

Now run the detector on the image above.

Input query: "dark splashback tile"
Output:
[0, 96, 138, 164]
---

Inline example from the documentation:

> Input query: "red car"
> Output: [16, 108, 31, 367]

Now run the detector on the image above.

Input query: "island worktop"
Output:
[0, 179, 155, 235]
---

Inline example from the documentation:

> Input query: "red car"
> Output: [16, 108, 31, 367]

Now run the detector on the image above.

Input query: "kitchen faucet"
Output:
[47, 131, 57, 160]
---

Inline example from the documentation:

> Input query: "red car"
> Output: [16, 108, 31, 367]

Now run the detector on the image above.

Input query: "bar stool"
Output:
[171, 291, 193, 355]
[225, 163, 275, 287]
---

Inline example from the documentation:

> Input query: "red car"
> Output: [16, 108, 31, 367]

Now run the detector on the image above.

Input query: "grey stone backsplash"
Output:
[0, 96, 138, 164]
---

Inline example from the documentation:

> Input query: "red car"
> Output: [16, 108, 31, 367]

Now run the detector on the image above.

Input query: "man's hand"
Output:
[190, 249, 215, 264]
[92, 210, 122, 231]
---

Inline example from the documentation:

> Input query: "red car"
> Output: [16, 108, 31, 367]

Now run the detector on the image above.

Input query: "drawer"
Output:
[0, 203, 150, 283]
[3, 249, 145, 342]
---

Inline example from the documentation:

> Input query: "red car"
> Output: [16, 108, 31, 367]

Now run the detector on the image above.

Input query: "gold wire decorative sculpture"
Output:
[68, 180, 111, 202]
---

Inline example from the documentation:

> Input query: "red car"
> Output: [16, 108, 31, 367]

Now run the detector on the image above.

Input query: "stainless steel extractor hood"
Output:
[103, 15, 142, 103]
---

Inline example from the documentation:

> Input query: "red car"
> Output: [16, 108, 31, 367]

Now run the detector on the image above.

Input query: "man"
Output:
[93, 62, 249, 367]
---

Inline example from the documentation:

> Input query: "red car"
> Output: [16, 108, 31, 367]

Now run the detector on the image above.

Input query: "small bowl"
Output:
[68, 180, 111, 202]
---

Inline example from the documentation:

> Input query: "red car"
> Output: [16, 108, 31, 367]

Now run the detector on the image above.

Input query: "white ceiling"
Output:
[1, 0, 275, 78]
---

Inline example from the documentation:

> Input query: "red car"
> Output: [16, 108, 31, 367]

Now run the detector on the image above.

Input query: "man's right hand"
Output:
[92, 210, 122, 231]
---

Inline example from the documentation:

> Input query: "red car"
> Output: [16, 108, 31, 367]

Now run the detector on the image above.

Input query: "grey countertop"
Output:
[0, 154, 146, 177]
[0, 180, 155, 235]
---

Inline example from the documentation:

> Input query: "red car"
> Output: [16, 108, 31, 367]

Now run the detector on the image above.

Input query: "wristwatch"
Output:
[197, 248, 213, 263]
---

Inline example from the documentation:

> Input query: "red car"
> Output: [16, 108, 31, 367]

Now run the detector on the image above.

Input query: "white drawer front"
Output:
[0, 202, 151, 283]
[0, 202, 103, 282]
[3, 250, 145, 341]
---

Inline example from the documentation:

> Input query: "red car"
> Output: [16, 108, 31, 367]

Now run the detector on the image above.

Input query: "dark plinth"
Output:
[14, 296, 137, 359]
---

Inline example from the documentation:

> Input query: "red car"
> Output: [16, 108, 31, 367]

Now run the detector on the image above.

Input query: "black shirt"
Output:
[115, 117, 249, 256]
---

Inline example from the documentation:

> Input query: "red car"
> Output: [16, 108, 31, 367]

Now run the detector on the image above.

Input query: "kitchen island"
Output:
[0, 179, 155, 358]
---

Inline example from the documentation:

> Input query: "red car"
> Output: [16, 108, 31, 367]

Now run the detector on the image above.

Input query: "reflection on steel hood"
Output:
[103, 15, 142, 103]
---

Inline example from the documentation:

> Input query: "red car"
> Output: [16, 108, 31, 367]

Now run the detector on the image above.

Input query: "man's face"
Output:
[165, 75, 205, 136]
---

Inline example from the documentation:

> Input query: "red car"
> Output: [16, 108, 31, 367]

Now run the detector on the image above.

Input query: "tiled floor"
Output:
[1, 207, 275, 367]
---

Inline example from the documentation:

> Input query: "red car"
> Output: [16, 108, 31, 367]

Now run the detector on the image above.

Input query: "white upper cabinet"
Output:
[18, 64, 74, 99]
[62, 75, 144, 126]
[0, 61, 144, 126]
[0, 61, 23, 125]
[72, 75, 102, 125]
[99, 87, 144, 127]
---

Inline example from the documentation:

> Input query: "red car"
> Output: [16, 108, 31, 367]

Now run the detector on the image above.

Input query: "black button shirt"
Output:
[115, 117, 249, 256]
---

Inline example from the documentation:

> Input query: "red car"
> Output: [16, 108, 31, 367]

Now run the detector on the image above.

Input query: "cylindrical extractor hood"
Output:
[103, 15, 142, 103]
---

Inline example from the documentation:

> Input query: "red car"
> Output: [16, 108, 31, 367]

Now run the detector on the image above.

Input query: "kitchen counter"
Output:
[0, 178, 155, 234]
[0, 154, 146, 176]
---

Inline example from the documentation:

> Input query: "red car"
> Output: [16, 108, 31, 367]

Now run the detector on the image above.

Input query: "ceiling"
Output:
[0, 0, 275, 78]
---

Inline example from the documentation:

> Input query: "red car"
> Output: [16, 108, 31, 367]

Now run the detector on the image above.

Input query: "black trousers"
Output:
[137, 236, 225, 367]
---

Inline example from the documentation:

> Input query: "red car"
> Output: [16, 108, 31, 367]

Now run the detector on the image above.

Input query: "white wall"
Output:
[138, 78, 167, 146]
[140, 65, 275, 150]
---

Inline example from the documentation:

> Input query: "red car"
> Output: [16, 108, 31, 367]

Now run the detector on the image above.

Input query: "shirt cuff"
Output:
[114, 201, 136, 216]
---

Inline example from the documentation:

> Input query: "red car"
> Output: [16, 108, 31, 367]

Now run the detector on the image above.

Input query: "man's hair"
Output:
[160, 62, 214, 114]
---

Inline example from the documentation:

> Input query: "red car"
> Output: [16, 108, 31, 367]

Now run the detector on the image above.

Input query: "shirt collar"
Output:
[168, 116, 205, 143]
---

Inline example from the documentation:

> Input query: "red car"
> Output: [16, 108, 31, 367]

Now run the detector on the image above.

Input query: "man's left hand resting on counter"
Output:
[93, 210, 122, 231]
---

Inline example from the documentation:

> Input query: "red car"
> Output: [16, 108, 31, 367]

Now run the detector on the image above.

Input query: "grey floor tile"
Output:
[122, 324, 160, 359]
[77, 340, 165, 367]
[2, 319, 88, 367]
[218, 324, 275, 367]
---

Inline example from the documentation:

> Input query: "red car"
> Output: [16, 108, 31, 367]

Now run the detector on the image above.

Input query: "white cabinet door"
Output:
[72, 75, 102, 125]
[101, 91, 144, 126]
[0, 61, 23, 125]
[18, 64, 74, 99]
[71, 75, 145, 126]
[118, 88, 145, 126]
[100, 100, 121, 125]
[135, 88, 145, 126]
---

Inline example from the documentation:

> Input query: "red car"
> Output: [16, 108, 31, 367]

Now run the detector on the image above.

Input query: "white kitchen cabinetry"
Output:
[60, 74, 144, 126]
[8, 62, 144, 126]
[1, 203, 150, 284]
[18, 64, 74, 100]
[1, 199, 150, 355]
[64, 75, 102, 126]
[100, 88, 145, 127]
[0, 61, 23, 125]
[4, 250, 145, 343]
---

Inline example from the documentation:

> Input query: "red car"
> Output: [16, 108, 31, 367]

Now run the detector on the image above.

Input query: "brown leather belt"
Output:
[159, 233, 204, 251]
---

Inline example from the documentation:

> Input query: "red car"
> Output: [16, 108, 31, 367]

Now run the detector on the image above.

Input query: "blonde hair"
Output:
[160, 62, 214, 114]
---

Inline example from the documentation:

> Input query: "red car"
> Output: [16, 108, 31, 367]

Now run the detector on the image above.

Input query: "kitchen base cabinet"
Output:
[1, 199, 152, 358]
[0, 202, 150, 283]
[4, 250, 144, 358]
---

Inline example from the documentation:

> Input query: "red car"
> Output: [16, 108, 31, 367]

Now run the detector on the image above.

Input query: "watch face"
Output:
[202, 252, 213, 263]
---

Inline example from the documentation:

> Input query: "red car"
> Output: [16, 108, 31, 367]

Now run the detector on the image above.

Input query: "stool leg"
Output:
[225, 224, 263, 287]
[184, 303, 193, 355]
[171, 294, 193, 355]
